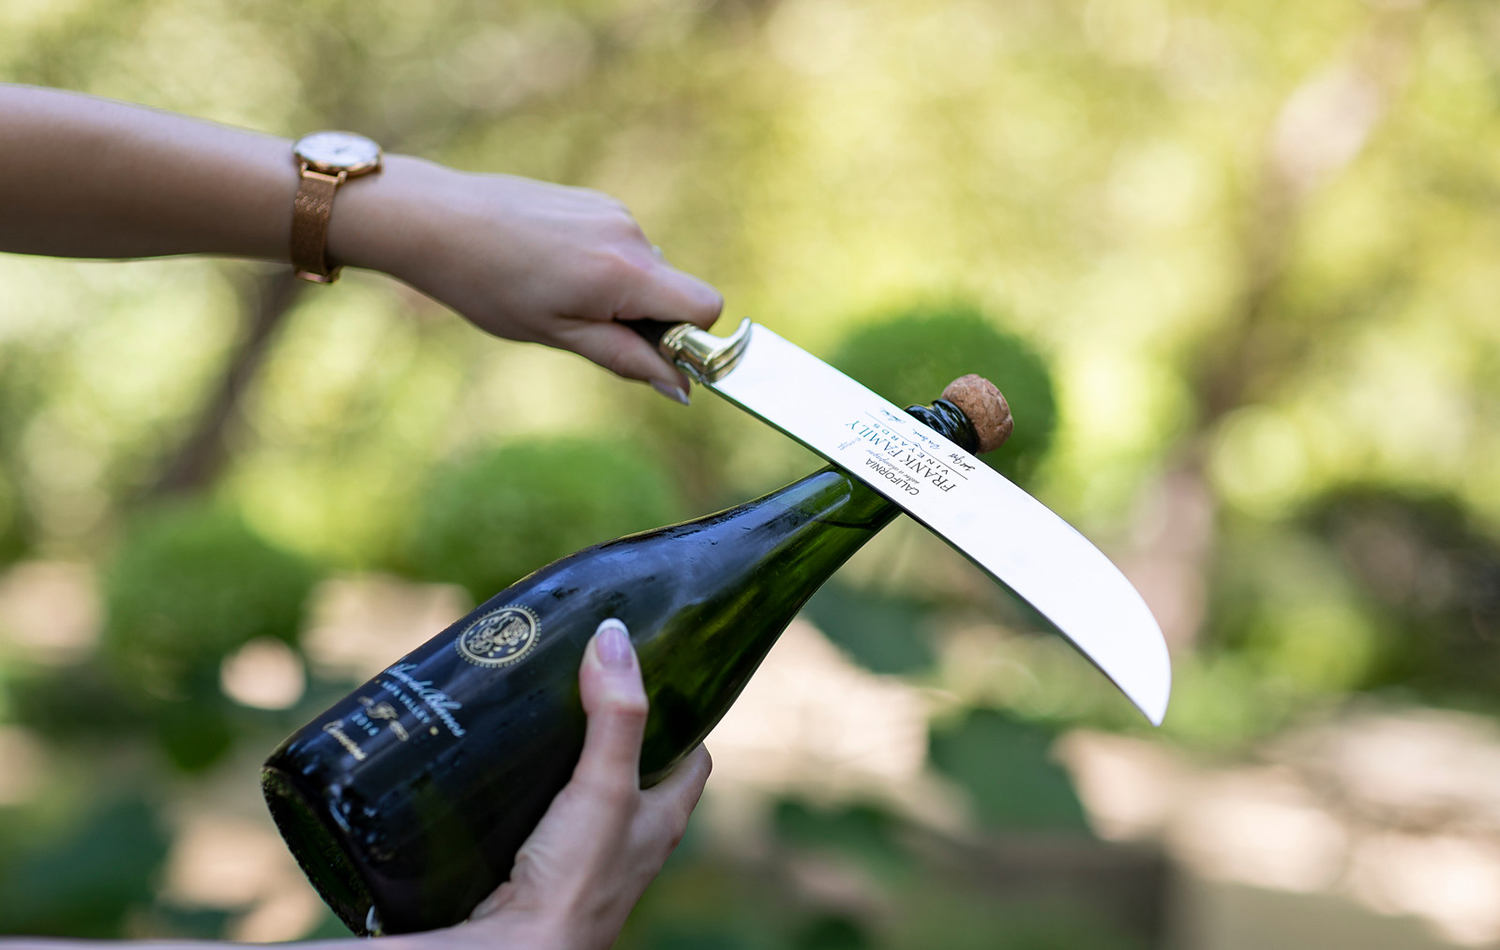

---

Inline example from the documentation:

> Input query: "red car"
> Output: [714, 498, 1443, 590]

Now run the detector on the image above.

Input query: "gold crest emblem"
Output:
[455, 605, 541, 668]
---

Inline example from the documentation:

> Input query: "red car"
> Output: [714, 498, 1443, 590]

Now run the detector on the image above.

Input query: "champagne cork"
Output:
[942, 374, 1013, 454]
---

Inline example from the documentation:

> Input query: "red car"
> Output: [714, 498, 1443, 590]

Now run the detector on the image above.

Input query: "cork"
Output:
[942, 374, 1013, 454]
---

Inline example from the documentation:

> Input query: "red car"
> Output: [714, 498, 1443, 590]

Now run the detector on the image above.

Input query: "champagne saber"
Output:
[630, 318, 1172, 725]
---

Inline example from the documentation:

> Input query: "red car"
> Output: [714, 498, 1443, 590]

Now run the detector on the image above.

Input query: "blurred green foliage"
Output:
[615, 796, 1149, 950]
[801, 582, 935, 676]
[103, 502, 316, 693]
[831, 306, 1057, 484]
[402, 438, 683, 600]
[1306, 487, 1500, 704]
[0, 797, 167, 937]
[891, 895, 1147, 950]
[929, 709, 1091, 834]
[792, 916, 870, 950]
[98, 502, 318, 769]
[774, 799, 913, 883]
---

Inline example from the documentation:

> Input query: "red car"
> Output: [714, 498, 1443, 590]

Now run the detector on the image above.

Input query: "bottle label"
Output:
[321, 720, 369, 760]
[454, 604, 542, 668]
[839, 416, 966, 496]
[375, 665, 467, 738]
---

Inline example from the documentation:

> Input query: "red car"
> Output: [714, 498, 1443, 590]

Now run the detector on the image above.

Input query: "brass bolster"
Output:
[657, 318, 754, 384]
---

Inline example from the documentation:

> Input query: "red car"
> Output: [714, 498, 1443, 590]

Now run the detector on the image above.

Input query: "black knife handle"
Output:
[625, 318, 686, 352]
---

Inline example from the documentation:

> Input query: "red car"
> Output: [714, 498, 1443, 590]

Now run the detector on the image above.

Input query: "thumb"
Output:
[466, 619, 648, 924]
[575, 617, 650, 789]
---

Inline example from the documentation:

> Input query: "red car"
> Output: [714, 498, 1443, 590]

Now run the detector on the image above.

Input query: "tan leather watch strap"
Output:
[291, 168, 345, 282]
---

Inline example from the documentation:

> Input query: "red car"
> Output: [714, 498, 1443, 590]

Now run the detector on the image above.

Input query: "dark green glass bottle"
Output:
[262, 395, 985, 935]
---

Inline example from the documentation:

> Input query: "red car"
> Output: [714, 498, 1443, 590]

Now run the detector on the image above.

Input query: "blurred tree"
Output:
[101, 500, 318, 769]
[402, 438, 683, 601]
[830, 305, 1057, 486]
[149, 268, 304, 498]
[1306, 486, 1500, 706]
[1181, 485, 1500, 747]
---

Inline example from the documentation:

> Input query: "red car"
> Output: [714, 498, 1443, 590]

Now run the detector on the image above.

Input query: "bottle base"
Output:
[261, 766, 380, 936]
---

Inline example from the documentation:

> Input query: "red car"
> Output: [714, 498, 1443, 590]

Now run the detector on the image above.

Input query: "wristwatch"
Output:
[290, 131, 383, 283]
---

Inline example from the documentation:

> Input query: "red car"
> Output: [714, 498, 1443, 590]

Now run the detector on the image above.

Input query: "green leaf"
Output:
[773, 799, 911, 880]
[927, 709, 1090, 834]
[801, 582, 935, 676]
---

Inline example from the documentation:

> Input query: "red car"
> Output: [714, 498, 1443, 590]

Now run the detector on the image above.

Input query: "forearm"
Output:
[0, 84, 306, 261]
[0, 84, 721, 393]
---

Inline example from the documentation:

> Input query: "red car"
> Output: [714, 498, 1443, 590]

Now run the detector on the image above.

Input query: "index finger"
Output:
[622, 260, 724, 331]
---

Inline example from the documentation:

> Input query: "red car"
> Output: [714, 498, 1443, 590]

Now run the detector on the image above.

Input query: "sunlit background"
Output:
[3, 0, 1500, 946]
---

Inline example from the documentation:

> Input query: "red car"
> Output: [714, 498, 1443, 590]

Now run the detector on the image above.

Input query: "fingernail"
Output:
[594, 618, 634, 670]
[651, 380, 691, 406]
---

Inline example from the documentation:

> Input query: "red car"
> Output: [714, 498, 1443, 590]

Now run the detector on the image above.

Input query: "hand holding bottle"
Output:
[435, 619, 712, 950]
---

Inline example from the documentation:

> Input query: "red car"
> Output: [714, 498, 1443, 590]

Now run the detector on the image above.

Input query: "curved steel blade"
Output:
[696, 322, 1171, 724]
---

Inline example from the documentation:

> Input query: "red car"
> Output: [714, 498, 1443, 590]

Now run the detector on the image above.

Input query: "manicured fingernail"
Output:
[594, 618, 634, 670]
[651, 380, 691, 406]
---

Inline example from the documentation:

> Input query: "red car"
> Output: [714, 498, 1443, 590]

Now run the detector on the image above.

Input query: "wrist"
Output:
[325, 152, 454, 279]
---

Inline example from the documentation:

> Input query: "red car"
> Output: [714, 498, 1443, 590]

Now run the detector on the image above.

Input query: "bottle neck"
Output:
[632, 395, 985, 783]
[721, 395, 982, 538]
[905, 398, 980, 454]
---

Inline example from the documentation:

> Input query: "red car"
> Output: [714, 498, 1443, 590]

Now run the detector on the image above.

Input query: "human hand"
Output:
[395, 618, 711, 950]
[335, 157, 723, 404]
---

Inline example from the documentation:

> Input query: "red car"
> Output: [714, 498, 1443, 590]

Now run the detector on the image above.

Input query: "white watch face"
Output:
[295, 131, 381, 173]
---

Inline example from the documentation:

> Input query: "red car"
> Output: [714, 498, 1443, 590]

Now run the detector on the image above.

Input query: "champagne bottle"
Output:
[262, 376, 1012, 936]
